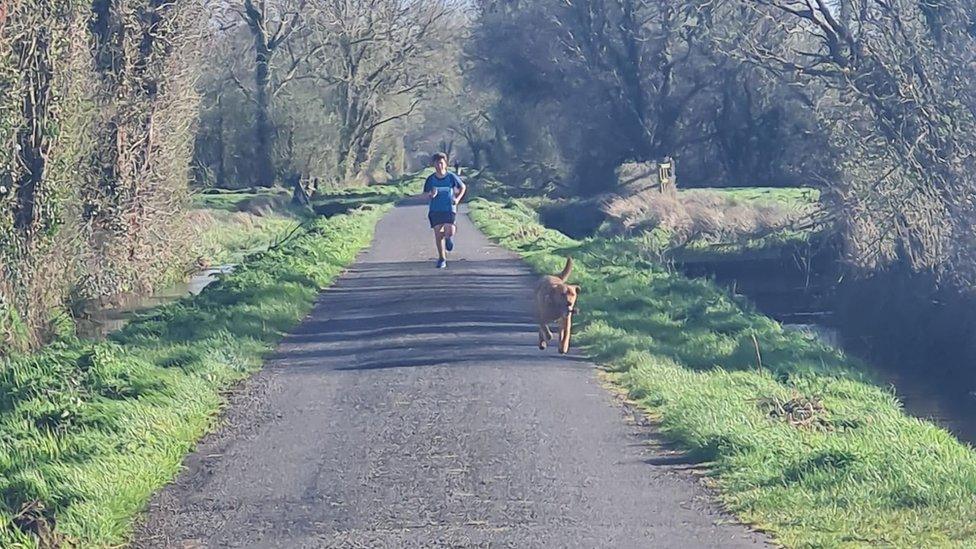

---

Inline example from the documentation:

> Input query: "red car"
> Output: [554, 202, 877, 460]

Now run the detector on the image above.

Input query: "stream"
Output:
[76, 265, 234, 339]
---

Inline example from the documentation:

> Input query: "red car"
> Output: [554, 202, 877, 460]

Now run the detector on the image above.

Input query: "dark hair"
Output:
[431, 152, 449, 163]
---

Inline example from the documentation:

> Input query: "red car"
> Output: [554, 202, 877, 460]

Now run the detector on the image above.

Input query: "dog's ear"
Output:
[573, 285, 582, 294]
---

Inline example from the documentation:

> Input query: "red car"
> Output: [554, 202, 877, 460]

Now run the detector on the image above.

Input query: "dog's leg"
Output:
[559, 314, 573, 354]
[538, 323, 549, 350]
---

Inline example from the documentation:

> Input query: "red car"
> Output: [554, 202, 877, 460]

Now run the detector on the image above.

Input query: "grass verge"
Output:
[469, 198, 976, 548]
[311, 173, 423, 216]
[0, 203, 390, 547]
[189, 177, 417, 268]
[187, 208, 301, 268]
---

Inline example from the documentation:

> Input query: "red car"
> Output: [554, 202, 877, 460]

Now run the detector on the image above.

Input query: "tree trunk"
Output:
[254, 43, 275, 186]
[13, 23, 54, 241]
[471, 145, 482, 169]
[88, 0, 125, 226]
[353, 128, 373, 176]
[392, 135, 406, 176]
[336, 80, 361, 182]
[618, 0, 654, 157]
[341, 135, 365, 182]
[215, 101, 227, 187]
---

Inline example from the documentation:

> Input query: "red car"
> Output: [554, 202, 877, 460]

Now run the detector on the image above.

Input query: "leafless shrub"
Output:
[79, 0, 206, 299]
[0, 1, 208, 352]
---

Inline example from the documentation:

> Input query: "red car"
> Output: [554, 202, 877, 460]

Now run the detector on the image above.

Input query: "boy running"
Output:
[423, 152, 466, 268]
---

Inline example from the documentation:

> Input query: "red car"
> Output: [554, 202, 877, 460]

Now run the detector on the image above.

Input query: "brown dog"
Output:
[535, 257, 580, 354]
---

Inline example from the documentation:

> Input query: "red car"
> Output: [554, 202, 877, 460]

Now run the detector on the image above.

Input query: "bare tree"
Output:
[735, 0, 976, 281]
[403, 39, 497, 171]
[563, 1, 731, 162]
[312, 0, 462, 182]
[226, 0, 316, 186]
[467, 0, 733, 193]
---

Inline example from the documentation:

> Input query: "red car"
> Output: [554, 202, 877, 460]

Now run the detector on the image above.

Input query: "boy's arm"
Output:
[453, 178, 467, 204]
[422, 178, 436, 200]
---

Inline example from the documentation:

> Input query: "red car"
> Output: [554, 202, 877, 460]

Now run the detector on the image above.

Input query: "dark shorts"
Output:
[428, 211, 456, 228]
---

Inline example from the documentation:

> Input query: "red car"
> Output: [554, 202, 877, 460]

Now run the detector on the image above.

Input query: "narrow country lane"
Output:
[133, 202, 769, 548]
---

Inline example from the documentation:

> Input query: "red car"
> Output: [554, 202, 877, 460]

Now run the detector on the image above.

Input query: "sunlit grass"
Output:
[190, 177, 418, 267]
[699, 186, 820, 206]
[188, 208, 300, 267]
[470, 197, 976, 548]
[190, 187, 291, 212]
[0, 202, 390, 547]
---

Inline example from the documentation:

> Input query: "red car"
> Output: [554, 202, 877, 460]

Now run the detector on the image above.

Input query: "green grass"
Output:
[469, 198, 976, 548]
[528, 185, 825, 262]
[697, 186, 820, 207]
[191, 178, 417, 266]
[313, 173, 422, 201]
[191, 187, 290, 212]
[666, 228, 823, 263]
[193, 176, 418, 215]
[0, 204, 390, 547]
[310, 174, 420, 217]
[189, 208, 301, 266]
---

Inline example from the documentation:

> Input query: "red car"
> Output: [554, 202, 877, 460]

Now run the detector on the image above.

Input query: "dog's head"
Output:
[555, 283, 581, 315]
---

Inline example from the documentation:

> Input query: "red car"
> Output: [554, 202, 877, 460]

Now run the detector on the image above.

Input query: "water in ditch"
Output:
[75, 265, 234, 340]
[679, 255, 976, 445]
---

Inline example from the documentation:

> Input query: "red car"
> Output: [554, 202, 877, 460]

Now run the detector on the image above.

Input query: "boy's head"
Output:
[432, 152, 449, 173]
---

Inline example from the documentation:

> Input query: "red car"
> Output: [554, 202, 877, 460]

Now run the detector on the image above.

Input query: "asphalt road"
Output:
[132, 203, 769, 548]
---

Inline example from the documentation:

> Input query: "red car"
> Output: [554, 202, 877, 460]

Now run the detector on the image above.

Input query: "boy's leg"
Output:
[433, 224, 447, 266]
[444, 223, 457, 251]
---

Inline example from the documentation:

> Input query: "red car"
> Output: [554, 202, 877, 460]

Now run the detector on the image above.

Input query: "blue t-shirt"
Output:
[423, 173, 464, 213]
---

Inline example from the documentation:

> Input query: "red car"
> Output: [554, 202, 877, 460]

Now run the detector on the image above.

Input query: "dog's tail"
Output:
[558, 257, 573, 281]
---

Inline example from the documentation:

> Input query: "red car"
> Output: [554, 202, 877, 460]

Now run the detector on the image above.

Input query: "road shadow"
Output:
[271, 258, 589, 372]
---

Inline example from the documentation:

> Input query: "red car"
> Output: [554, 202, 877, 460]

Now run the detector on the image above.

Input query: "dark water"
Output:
[678, 256, 976, 445]
[784, 323, 976, 443]
[76, 265, 234, 339]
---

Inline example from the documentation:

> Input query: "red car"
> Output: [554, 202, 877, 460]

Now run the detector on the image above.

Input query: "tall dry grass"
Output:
[602, 188, 815, 247]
